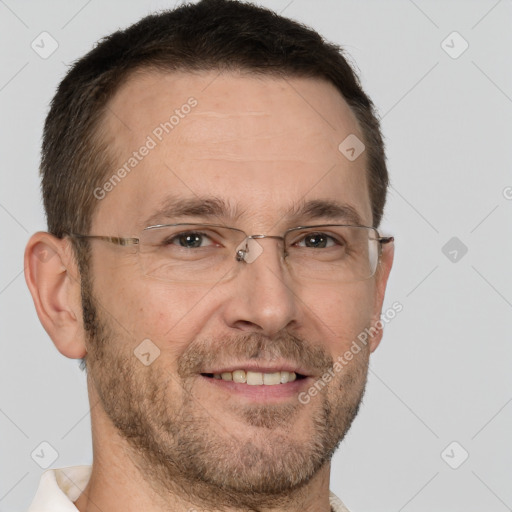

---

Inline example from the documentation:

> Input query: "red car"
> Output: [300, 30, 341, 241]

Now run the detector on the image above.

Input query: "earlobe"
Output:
[369, 242, 395, 353]
[24, 232, 87, 359]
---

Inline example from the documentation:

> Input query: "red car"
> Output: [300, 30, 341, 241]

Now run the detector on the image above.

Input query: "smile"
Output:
[201, 369, 305, 385]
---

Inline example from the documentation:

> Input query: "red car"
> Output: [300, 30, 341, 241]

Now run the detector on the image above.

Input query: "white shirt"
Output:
[27, 466, 351, 512]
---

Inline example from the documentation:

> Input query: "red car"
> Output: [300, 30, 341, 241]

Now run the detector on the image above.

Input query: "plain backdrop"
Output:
[1, 1, 511, 511]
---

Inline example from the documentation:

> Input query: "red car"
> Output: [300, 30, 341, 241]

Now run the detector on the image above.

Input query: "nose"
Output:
[221, 237, 299, 336]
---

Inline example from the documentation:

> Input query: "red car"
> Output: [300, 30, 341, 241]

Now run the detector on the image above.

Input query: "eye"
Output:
[167, 231, 215, 249]
[296, 232, 339, 249]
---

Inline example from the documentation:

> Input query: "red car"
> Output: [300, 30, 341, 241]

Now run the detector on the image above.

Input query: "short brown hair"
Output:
[42, 0, 388, 243]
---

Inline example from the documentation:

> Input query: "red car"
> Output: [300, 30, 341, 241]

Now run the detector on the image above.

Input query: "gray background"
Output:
[1, 0, 511, 511]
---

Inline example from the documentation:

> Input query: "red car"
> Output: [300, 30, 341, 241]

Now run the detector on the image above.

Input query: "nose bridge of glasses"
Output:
[247, 234, 284, 240]
[235, 234, 286, 264]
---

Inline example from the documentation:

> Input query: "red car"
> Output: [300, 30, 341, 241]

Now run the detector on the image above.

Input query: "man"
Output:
[24, 0, 394, 510]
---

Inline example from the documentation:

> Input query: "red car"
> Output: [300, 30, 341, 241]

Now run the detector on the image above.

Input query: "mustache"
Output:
[177, 331, 334, 378]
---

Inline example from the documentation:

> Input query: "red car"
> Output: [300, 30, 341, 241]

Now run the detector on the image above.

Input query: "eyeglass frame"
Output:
[69, 222, 394, 279]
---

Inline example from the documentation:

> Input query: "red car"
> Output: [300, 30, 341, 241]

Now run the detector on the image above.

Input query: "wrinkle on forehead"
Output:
[169, 111, 350, 164]
[188, 111, 270, 117]
[105, 70, 362, 145]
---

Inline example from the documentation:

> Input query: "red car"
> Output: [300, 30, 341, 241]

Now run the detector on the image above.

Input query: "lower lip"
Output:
[200, 375, 312, 402]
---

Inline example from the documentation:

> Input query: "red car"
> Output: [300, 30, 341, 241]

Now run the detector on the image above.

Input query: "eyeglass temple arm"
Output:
[70, 234, 140, 246]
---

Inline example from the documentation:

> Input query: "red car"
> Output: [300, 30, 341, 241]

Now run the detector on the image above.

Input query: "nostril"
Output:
[232, 320, 264, 332]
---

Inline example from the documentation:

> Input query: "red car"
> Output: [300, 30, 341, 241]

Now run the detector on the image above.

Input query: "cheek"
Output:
[301, 282, 376, 356]
[94, 261, 218, 355]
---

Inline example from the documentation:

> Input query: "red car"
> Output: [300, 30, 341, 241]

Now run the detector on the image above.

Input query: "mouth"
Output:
[199, 364, 313, 402]
[201, 369, 307, 385]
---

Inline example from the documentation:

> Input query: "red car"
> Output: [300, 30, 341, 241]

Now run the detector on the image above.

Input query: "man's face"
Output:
[82, 71, 390, 506]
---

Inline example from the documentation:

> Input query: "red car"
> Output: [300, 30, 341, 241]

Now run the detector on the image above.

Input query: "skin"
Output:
[25, 70, 394, 512]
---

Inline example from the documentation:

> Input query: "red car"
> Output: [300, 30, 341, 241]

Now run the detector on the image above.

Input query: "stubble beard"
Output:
[81, 276, 370, 509]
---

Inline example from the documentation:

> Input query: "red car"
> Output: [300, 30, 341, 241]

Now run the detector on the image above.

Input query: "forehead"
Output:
[94, 70, 371, 232]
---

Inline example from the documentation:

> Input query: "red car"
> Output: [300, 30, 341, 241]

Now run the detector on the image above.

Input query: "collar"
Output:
[28, 466, 350, 511]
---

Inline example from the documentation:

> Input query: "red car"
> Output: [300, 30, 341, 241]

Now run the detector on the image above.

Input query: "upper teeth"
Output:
[213, 370, 297, 385]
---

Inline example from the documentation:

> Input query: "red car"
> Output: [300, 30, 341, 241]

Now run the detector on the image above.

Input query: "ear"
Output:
[24, 232, 87, 359]
[368, 241, 394, 353]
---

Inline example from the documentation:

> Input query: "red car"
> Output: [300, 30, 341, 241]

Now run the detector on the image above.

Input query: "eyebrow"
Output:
[287, 199, 364, 226]
[142, 196, 241, 227]
[142, 196, 365, 228]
